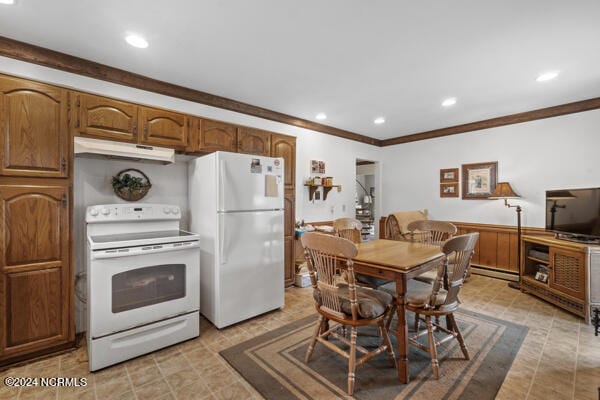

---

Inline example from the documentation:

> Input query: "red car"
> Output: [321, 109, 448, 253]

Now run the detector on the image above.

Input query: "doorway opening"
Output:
[356, 159, 377, 241]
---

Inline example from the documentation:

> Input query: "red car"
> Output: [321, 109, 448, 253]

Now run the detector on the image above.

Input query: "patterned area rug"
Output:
[220, 310, 527, 400]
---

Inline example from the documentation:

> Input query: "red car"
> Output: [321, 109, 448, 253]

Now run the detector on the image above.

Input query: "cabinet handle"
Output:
[62, 194, 67, 207]
[144, 125, 148, 137]
[133, 122, 137, 134]
[61, 157, 67, 173]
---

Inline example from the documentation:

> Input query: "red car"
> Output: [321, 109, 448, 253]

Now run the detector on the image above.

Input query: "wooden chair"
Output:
[407, 219, 457, 245]
[333, 217, 362, 244]
[334, 218, 391, 288]
[405, 233, 479, 379]
[408, 220, 458, 285]
[301, 232, 397, 396]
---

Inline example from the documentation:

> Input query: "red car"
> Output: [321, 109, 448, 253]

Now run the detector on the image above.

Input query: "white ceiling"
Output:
[1, 0, 599, 140]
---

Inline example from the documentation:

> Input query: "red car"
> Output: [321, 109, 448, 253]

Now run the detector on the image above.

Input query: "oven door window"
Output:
[112, 264, 186, 313]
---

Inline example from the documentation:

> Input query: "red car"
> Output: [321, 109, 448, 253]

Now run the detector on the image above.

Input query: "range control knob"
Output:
[89, 208, 99, 217]
[171, 207, 180, 215]
[163, 207, 171, 214]
[101, 208, 110, 216]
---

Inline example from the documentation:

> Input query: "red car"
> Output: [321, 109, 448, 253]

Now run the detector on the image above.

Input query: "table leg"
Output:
[396, 278, 409, 384]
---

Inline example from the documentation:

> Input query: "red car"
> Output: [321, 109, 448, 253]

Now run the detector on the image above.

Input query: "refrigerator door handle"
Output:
[219, 214, 227, 264]
[219, 159, 225, 212]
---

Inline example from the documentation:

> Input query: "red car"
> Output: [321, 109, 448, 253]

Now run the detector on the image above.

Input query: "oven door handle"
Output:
[91, 242, 199, 259]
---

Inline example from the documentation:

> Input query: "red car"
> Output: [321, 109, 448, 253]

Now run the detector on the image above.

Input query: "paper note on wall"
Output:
[265, 175, 278, 197]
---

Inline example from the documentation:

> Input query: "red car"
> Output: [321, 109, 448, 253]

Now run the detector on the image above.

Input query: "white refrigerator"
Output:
[189, 151, 285, 328]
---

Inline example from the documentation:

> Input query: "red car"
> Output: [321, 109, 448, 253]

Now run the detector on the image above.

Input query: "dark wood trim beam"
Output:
[356, 160, 375, 166]
[381, 97, 600, 146]
[0, 36, 379, 146]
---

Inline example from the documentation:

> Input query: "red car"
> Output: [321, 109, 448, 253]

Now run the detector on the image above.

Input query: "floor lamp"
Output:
[489, 182, 522, 290]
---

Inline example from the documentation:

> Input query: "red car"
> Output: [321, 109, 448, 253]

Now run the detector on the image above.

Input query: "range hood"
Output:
[74, 137, 175, 164]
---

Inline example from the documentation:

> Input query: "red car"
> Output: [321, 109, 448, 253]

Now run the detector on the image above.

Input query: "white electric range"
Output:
[86, 203, 200, 371]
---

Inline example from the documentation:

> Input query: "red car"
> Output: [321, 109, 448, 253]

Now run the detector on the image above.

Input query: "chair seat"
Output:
[314, 284, 393, 319]
[413, 253, 458, 284]
[405, 280, 447, 308]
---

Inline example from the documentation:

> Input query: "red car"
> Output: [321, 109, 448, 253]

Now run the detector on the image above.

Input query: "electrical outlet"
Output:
[342, 204, 347, 212]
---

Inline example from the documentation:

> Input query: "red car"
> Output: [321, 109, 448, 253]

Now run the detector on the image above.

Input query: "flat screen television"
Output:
[546, 187, 600, 241]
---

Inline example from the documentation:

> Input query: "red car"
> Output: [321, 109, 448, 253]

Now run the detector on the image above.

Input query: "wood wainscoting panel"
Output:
[379, 217, 550, 275]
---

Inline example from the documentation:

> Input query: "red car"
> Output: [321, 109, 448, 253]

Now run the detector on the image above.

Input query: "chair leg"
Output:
[449, 313, 470, 360]
[348, 326, 358, 396]
[414, 313, 420, 332]
[426, 315, 439, 379]
[379, 320, 397, 368]
[305, 315, 323, 363]
[385, 303, 397, 332]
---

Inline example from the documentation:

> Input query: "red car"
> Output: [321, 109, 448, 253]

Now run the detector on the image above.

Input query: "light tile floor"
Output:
[0, 275, 598, 399]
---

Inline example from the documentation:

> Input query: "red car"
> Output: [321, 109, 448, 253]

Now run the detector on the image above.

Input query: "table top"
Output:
[354, 239, 444, 270]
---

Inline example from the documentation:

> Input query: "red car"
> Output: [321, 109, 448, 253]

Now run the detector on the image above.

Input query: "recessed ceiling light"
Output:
[536, 71, 559, 82]
[0, 0, 16, 5]
[315, 113, 327, 120]
[125, 33, 149, 49]
[374, 117, 385, 125]
[442, 97, 457, 107]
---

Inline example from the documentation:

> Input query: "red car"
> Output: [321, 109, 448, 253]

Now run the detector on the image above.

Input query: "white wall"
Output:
[0, 56, 381, 225]
[381, 109, 600, 228]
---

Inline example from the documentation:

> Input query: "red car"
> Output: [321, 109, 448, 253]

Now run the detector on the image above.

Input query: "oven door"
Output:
[88, 243, 199, 338]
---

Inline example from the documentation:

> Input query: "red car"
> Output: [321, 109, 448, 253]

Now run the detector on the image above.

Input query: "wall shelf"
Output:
[304, 184, 342, 201]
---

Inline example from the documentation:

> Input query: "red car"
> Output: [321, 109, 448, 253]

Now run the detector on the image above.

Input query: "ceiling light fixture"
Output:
[0, 0, 16, 4]
[315, 113, 327, 120]
[125, 33, 149, 49]
[374, 117, 385, 124]
[441, 97, 457, 107]
[536, 71, 559, 82]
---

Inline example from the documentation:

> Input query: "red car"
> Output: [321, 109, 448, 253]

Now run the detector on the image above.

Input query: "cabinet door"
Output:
[0, 76, 68, 178]
[140, 106, 188, 149]
[549, 248, 585, 300]
[0, 182, 72, 358]
[284, 189, 295, 287]
[284, 236, 294, 287]
[284, 189, 295, 237]
[271, 134, 296, 189]
[237, 127, 270, 156]
[198, 119, 237, 153]
[74, 93, 138, 143]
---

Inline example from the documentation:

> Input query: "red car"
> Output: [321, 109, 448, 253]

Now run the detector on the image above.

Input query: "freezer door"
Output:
[215, 210, 284, 328]
[217, 152, 284, 211]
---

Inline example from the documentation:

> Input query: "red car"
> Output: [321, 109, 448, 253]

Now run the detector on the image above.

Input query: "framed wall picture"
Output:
[440, 168, 459, 183]
[461, 161, 498, 199]
[440, 182, 459, 198]
[310, 160, 325, 174]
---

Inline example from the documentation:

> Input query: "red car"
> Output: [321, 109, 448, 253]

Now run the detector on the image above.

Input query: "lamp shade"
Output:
[546, 190, 576, 200]
[489, 182, 520, 199]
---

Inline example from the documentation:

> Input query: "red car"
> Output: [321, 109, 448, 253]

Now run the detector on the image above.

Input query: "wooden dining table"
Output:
[351, 239, 444, 384]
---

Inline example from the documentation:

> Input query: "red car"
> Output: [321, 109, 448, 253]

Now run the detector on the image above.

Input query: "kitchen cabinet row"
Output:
[0, 73, 296, 188]
[0, 71, 297, 366]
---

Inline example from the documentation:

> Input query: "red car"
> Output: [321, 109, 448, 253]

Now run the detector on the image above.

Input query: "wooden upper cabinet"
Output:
[0, 182, 71, 357]
[139, 106, 188, 149]
[196, 119, 237, 153]
[0, 76, 69, 178]
[237, 127, 271, 156]
[271, 134, 296, 189]
[73, 93, 138, 143]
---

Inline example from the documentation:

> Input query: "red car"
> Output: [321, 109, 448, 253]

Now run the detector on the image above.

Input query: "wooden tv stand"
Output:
[521, 235, 600, 323]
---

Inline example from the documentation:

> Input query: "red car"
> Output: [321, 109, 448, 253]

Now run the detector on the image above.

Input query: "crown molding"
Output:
[381, 97, 600, 146]
[0, 35, 379, 146]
